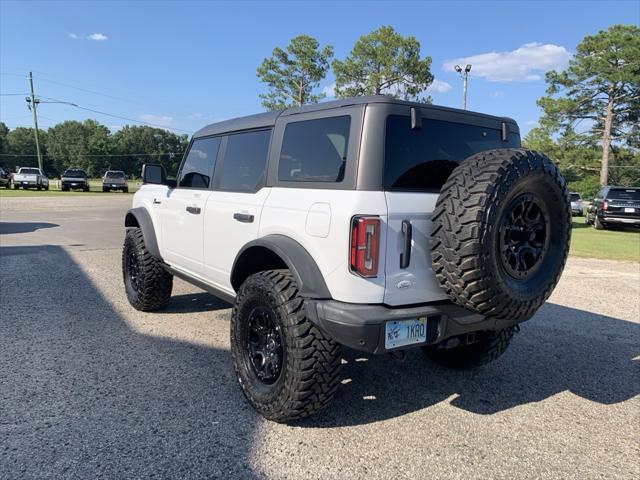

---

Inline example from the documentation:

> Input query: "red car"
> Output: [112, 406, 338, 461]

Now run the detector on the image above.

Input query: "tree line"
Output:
[0, 121, 189, 177]
[0, 24, 637, 194]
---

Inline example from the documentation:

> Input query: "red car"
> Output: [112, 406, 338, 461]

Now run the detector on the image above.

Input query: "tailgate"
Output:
[383, 192, 449, 306]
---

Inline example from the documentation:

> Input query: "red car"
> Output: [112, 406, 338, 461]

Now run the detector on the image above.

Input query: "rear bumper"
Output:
[306, 299, 518, 354]
[62, 180, 88, 188]
[600, 215, 640, 225]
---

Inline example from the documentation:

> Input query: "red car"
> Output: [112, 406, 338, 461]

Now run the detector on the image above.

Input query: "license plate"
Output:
[385, 317, 427, 349]
[625, 208, 635, 213]
[71, 183, 77, 186]
[22, 182, 28, 185]
[112, 184, 117, 187]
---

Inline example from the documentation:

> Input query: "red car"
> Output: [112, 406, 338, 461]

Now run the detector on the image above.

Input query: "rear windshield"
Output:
[570, 193, 581, 201]
[607, 188, 640, 201]
[63, 169, 86, 177]
[19, 168, 40, 175]
[105, 171, 125, 179]
[384, 115, 520, 191]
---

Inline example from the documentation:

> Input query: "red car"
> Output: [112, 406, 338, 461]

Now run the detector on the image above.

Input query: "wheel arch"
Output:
[124, 207, 161, 259]
[231, 235, 331, 299]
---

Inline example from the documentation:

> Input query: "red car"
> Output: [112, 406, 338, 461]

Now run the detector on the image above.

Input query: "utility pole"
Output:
[26, 72, 44, 171]
[454, 64, 472, 110]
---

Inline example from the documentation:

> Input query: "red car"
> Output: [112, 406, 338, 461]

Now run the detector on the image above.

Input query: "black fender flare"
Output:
[124, 207, 161, 259]
[231, 235, 332, 299]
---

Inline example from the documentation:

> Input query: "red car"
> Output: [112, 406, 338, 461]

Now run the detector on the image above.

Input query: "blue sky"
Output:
[1, 0, 638, 137]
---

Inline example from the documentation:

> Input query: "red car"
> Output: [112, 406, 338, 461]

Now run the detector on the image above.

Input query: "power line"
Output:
[39, 95, 192, 133]
[0, 93, 29, 96]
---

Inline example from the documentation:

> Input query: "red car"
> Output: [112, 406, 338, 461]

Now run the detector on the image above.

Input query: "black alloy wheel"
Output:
[246, 306, 284, 385]
[498, 193, 550, 280]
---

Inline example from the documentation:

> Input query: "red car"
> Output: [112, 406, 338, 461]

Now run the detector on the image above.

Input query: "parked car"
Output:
[585, 186, 640, 229]
[0, 167, 12, 189]
[570, 192, 583, 216]
[12, 167, 49, 190]
[121, 95, 571, 422]
[102, 171, 129, 192]
[61, 168, 90, 192]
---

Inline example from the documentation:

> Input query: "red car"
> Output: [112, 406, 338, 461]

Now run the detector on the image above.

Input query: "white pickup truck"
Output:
[13, 167, 49, 190]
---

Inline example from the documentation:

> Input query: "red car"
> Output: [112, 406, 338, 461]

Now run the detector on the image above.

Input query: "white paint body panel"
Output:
[261, 188, 388, 304]
[383, 192, 449, 306]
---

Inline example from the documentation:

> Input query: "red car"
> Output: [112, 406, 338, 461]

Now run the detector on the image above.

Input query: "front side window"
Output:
[385, 115, 521, 191]
[278, 116, 350, 183]
[217, 129, 271, 192]
[178, 136, 221, 189]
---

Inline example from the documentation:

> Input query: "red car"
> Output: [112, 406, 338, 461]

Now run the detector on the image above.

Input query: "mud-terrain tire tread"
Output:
[122, 227, 173, 311]
[423, 328, 515, 369]
[231, 269, 342, 423]
[430, 148, 571, 321]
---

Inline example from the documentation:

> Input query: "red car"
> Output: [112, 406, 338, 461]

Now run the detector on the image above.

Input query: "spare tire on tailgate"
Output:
[429, 148, 571, 322]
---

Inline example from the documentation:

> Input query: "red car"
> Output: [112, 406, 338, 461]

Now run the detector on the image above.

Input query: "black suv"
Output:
[586, 186, 640, 229]
[0, 167, 11, 189]
[61, 169, 90, 192]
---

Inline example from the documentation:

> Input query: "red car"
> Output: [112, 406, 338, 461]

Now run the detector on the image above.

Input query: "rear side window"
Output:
[385, 115, 521, 191]
[570, 193, 581, 201]
[217, 129, 271, 192]
[178, 136, 221, 189]
[64, 169, 86, 177]
[278, 116, 350, 183]
[607, 188, 640, 201]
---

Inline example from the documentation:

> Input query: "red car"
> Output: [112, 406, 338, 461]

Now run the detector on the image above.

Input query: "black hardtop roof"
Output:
[193, 95, 518, 138]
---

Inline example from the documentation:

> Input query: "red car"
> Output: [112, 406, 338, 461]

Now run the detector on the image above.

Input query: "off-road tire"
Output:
[231, 270, 342, 423]
[430, 149, 571, 321]
[13, 183, 19, 190]
[123, 187, 129, 193]
[103, 186, 109, 192]
[422, 328, 515, 369]
[122, 227, 173, 311]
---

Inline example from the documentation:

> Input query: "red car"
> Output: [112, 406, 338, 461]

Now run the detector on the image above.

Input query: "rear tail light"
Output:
[603, 201, 608, 211]
[350, 216, 380, 277]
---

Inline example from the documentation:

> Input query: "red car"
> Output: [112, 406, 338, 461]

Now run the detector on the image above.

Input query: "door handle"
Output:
[400, 219, 412, 269]
[153, 198, 161, 205]
[186, 206, 201, 215]
[233, 213, 254, 223]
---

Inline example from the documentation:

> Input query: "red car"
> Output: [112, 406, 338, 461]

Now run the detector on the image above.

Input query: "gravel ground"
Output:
[1, 197, 638, 479]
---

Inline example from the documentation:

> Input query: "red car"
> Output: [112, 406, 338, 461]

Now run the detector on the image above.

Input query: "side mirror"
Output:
[141, 163, 167, 185]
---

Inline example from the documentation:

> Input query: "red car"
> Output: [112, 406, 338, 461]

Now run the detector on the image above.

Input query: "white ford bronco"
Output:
[122, 96, 571, 422]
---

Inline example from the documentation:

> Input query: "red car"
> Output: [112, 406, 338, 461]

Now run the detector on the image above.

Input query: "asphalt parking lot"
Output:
[1, 195, 639, 479]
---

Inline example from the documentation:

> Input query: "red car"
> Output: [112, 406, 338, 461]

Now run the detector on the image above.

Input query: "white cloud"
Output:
[67, 32, 79, 40]
[525, 120, 538, 126]
[443, 43, 571, 82]
[139, 114, 173, 127]
[490, 91, 505, 97]
[321, 83, 336, 98]
[87, 33, 108, 41]
[426, 79, 452, 94]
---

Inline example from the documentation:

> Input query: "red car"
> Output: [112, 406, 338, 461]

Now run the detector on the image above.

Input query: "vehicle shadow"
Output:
[0, 221, 59, 234]
[302, 301, 639, 428]
[158, 292, 231, 314]
[0, 245, 258, 479]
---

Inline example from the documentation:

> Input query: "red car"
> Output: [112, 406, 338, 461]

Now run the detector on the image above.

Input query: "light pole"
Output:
[26, 72, 43, 171]
[454, 64, 472, 110]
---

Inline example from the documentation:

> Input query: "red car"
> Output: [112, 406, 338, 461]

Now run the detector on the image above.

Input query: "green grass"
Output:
[570, 217, 640, 262]
[0, 179, 138, 197]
